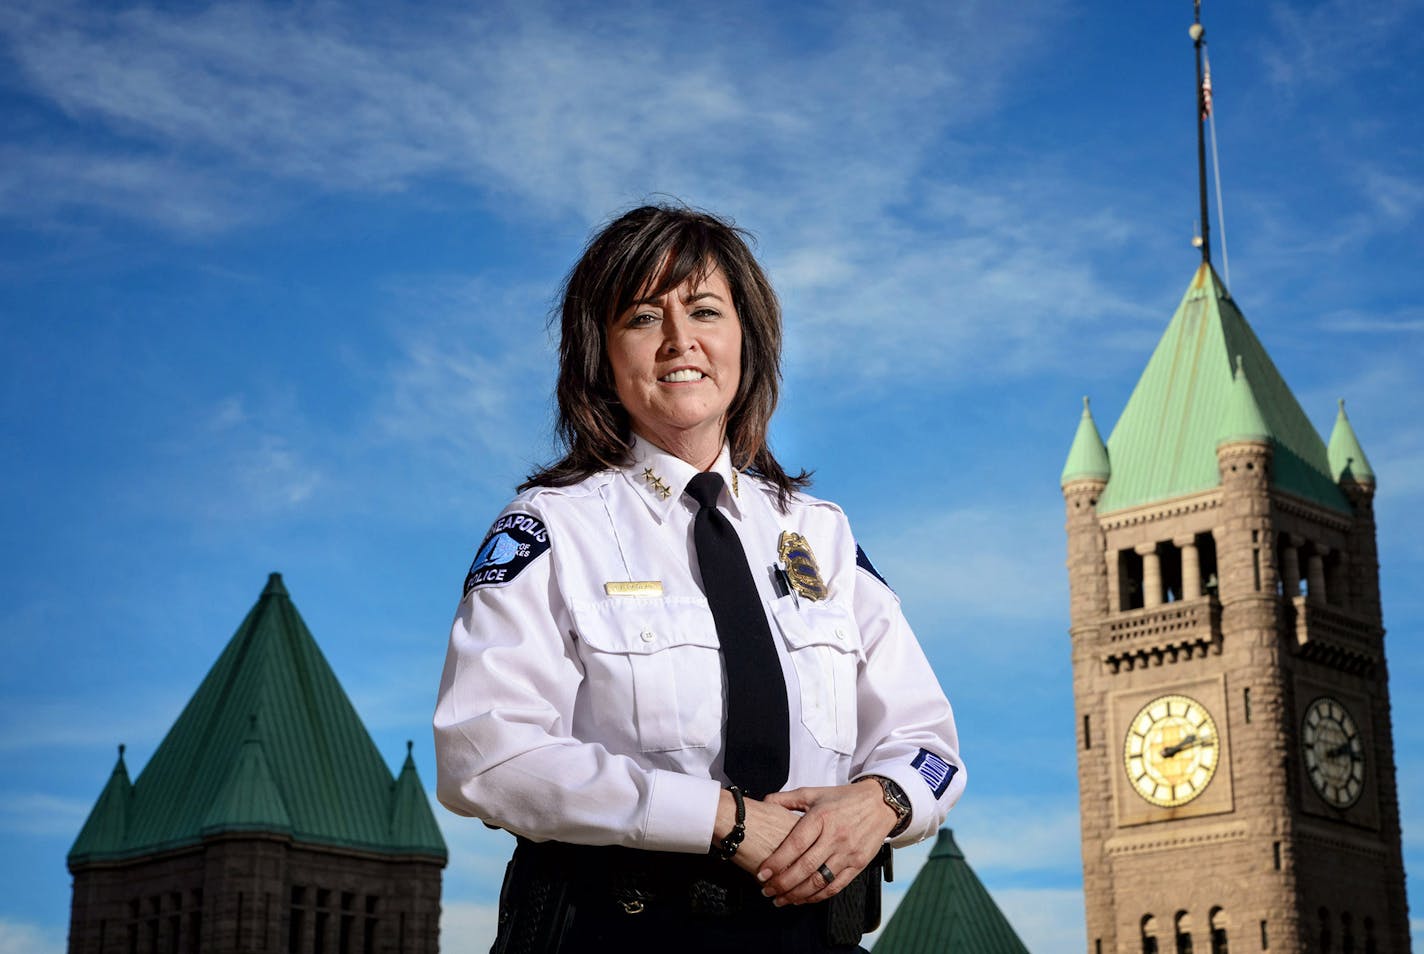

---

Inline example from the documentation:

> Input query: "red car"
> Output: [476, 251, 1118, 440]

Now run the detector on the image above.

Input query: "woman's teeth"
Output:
[660, 369, 704, 383]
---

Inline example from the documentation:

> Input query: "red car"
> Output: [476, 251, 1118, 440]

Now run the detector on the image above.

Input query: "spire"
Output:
[69, 745, 133, 865]
[389, 741, 447, 855]
[1328, 399, 1376, 485]
[201, 713, 293, 836]
[1061, 396, 1111, 485]
[874, 829, 1030, 953]
[1216, 354, 1269, 446]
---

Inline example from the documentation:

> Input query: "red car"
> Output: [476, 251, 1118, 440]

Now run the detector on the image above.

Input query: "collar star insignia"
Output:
[641, 466, 672, 500]
[731, 470, 740, 497]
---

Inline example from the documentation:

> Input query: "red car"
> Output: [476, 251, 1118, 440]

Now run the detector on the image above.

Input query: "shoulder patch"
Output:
[855, 544, 892, 591]
[911, 748, 957, 798]
[463, 513, 551, 596]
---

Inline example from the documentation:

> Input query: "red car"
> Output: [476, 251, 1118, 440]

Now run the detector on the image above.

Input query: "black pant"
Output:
[491, 839, 877, 954]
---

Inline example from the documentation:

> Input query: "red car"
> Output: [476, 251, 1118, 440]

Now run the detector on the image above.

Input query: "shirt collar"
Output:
[622, 434, 746, 522]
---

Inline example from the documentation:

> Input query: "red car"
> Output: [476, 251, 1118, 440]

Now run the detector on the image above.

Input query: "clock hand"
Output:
[1160, 734, 1215, 758]
[1326, 741, 1356, 759]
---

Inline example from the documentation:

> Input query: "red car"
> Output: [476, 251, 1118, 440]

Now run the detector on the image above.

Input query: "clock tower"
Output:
[1061, 264, 1410, 952]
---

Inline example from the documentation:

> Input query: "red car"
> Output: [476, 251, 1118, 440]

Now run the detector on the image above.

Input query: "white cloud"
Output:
[995, 887, 1087, 952]
[863, 503, 1069, 629]
[0, 920, 63, 954]
[0, 792, 91, 836]
[440, 901, 500, 953]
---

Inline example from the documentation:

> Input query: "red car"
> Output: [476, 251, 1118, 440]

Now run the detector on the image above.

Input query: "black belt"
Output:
[492, 838, 891, 953]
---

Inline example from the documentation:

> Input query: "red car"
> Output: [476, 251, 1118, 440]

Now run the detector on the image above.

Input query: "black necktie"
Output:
[685, 472, 790, 798]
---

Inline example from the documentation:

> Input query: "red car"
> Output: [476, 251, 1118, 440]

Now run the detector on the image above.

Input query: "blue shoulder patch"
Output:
[463, 513, 551, 596]
[855, 544, 893, 591]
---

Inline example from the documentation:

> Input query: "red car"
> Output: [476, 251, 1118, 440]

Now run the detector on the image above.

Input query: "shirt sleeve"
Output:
[432, 504, 722, 852]
[847, 543, 967, 847]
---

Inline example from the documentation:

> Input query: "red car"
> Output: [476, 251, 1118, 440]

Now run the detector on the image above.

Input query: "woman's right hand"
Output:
[711, 788, 801, 877]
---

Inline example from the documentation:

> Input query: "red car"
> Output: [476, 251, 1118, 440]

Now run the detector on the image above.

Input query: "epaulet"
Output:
[518, 471, 613, 502]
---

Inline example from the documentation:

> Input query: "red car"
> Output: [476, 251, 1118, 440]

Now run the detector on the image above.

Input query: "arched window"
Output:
[1142, 915, 1160, 954]
[1175, 911, 1195, 954]
[1319, 907, 1333, 953]
[1341, 912, 1354, 954]
[1209, 906, 1229, 954]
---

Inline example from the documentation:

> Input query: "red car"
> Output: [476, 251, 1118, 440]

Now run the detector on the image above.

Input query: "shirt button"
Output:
[835, 628, 846, 640]
[641, 629, 656, 643]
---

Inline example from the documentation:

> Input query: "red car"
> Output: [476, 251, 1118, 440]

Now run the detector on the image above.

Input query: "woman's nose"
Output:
[662, 314, 695, 354]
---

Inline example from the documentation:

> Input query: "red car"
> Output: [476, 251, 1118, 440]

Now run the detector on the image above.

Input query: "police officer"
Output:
[434, 205, 964, 953]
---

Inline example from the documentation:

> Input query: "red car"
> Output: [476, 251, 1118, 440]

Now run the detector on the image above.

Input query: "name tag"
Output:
[604, 581, 664, 597]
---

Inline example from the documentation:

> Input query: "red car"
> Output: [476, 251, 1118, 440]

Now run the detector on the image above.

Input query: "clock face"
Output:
[1123, 694, 1221, 807]
[1302, 696, 1365, 809]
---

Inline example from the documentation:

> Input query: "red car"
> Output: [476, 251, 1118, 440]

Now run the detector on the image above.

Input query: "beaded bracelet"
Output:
[715, 785, 746, 860]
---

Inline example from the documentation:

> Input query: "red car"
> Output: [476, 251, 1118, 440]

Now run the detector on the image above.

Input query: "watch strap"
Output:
[869, 775, 912, 837]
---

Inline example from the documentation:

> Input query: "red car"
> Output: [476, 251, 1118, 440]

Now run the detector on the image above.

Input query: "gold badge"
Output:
[778, 531, 828, 601]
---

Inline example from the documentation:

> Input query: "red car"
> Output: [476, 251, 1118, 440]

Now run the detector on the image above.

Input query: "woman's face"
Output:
[606, 264, 742, 462]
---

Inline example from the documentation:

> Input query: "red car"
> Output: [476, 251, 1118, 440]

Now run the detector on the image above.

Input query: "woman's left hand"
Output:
[756, 778, 897, 905]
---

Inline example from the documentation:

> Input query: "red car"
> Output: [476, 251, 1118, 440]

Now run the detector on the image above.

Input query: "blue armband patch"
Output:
[856, 544, 893, 591]
[912, 748, 957, 798]
[463, 513, 551, 595]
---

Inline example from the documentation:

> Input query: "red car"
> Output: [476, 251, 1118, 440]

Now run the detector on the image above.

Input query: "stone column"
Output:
[1307, 545, 1329, 604]
[1175, 535, 1201, 600]
[1136, 542, 1162, 608]
[1281, 534, 1302, 598]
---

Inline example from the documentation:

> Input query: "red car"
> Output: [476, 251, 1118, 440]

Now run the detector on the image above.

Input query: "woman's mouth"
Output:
[659, 369, 706, 383]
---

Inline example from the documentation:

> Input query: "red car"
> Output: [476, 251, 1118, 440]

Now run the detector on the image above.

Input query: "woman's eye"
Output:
[692, 308, 720, 320]
[629, 312, 659, 327]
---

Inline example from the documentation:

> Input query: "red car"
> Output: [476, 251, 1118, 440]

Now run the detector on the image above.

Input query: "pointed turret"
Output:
[872, 829, 1030, 953]
[1216, 355, 1269, 446]
[201, 714, 292, 836]
[389, 740, 447, 855]
[1061, 397, 1111, 485]
[69, 746, 132, 865]
[1328, 399, 1375, 485]
[69, 574, 446, 867]
[1097, 263, 1347, 513]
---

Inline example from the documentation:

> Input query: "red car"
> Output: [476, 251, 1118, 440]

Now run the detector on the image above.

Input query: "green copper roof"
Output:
[1096, 264, 1349, 514]
[201, 716, 292, 836]
[1328, 399, 1375, 484]
[1215, 355, 1270, 445]
[69, 574, 446, 866]
[873, 829, 1030, 954]
[70, 747, 132, 860]
[1061, 396, 1111, 484]
[389, 742, 446, 854]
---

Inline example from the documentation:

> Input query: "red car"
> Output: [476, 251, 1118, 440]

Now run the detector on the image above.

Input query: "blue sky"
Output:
[2, 0, 1422, 950]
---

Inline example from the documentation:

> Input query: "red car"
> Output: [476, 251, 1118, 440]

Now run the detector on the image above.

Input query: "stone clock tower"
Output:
[1061, 263, 1410, 953]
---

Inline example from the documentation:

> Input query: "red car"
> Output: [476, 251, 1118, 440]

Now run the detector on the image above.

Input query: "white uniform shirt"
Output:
[434, 436, 965, 855]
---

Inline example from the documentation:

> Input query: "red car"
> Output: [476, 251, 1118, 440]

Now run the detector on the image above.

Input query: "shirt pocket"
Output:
[770, 599, 862, 755]
[571, 597, 723, 753]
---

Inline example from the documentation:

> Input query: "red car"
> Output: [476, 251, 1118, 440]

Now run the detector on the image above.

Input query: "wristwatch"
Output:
[867, 775, 912, 837]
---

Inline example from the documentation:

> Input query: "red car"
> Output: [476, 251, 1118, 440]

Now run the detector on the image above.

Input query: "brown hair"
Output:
[521, 203, 809, 509]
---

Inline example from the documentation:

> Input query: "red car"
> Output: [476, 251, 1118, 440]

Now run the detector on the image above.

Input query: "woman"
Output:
[434, 205, 964, 953]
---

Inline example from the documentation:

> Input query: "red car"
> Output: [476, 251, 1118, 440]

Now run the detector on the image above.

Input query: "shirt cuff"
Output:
[641, 770, 724, 853]
[855, 762, 943, 848]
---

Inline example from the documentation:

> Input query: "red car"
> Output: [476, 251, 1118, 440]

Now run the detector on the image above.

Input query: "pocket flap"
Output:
[571, 597, 720, 655]
[771, 600, 861, 654]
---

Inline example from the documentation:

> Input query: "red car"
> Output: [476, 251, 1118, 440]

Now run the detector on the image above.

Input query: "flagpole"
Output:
[1191, 1, 1211, 267]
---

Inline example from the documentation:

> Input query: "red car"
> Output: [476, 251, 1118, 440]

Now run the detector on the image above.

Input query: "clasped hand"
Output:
[713, 779, 897, 906]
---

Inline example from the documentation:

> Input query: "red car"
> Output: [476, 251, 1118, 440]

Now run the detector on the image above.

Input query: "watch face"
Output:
[1123, 694, 1220, 807]
[1302, 696, 1365, 808]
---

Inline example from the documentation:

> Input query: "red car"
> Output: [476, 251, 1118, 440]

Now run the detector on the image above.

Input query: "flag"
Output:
[1202, 54, 1214, 119]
